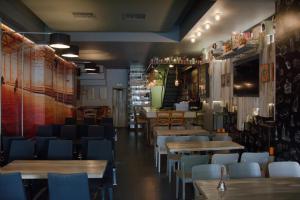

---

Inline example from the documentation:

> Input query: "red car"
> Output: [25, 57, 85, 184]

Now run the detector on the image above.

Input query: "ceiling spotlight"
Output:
[49, 33, 70, 49]
[205, 23, 211, 30]
[190, 38, 196, 43]
[197, 32, 202, 37]
[169, 64, 174, 68]
[215, 13, 221, 21]
[62, 45, 79, 58]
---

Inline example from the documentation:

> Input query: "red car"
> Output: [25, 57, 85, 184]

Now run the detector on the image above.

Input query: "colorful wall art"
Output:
[1, 24, 76, 138]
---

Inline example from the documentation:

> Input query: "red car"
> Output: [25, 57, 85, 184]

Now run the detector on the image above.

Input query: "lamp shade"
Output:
[84, 63, 99, 73]
[62, 45, 79, 58]
[49, 33, 70, 49]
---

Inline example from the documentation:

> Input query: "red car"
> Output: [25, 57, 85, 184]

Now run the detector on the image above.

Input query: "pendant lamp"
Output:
[62, 45, 79, 58]
[49, 33, 70, 49]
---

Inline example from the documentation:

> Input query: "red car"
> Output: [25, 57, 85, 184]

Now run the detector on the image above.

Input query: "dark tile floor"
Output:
[113, 128, 193, 200]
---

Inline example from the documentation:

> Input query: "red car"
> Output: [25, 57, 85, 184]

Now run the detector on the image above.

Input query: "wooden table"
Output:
[0, 160, 107, 179]
[194, 178, 300, 199]
[155, 128, 210, 136]
[166, 141, 244, 153]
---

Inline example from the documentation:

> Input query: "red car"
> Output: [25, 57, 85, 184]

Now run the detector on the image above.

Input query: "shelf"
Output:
[216, 43, 258, 60]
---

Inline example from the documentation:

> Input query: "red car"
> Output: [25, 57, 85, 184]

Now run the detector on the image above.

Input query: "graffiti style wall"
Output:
[275, 0, 300, 161]
[1, 24, 75, 138]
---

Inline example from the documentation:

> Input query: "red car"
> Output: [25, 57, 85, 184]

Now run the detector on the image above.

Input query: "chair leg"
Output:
[182, 180, 186, 200]
[113, 168, 117, 186]
[176, 176, 179, 199]
[155, 149, 157, 167]
[158, 153, 161, 173]
[168, 160, 172, 183]
[108, 187, 113, 200]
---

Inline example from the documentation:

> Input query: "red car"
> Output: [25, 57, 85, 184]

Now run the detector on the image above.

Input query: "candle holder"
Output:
[217, 166, 227, 192]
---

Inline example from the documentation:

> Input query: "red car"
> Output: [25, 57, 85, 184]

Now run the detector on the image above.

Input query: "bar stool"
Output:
[170, 111, 185, 130]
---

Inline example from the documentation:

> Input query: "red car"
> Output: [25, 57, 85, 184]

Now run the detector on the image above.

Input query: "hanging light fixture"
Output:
[169, 64, 174, 68]
[175, 67, 179, 86]
[62, 45, 79, 58]
[49, 33, 71, 49]
[84, 62, 99, 73]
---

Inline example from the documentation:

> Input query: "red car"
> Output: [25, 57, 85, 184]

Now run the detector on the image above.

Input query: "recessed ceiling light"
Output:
[197, 32, 202, 37]
[215, 13, 221, 21]
[190, 38, 196, 43]
[205, 23, 211, 30]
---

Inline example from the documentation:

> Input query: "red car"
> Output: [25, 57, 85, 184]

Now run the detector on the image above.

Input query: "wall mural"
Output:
[1, 24, 75, 138]
[275, 0, 300, 161]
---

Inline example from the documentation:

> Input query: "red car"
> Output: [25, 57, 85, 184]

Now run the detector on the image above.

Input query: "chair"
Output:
[211, 153, 239, 165]
[170, 111, 185, 129]
[175, 155, 209, 200]
[48, 140, 73, 160]
[155, 135, 175, 173]
[37, 125, 53, 137]
[60, 125, 77, 140]
[268, 161, 300, 178]
[101, 117, 113, 124]
[1, 136, 25, 155]
[167, 136, 209, 182]
[79, 137, 104, 159]
[0, 173, 27, 200]
[155, 111, 170, 128]
[87, 140, 114, 200]
[87, 125, 105, 138]
[212, 135, 232, 141]
[65, 117, 76, 125]
[35, 137, 56, 159]
[48, 173, 90, 200]
[9, 140, 35, 161]
[228, 162, 261, 179]
[191, 164, 224, 199]
[133, 106, 149, 141]
[240, 152, 269, 175]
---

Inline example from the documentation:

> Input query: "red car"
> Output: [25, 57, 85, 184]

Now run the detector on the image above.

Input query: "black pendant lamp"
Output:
[85, 62, 99, 73]
[49, 33, 70, 49]
[62, 45, 79, 58]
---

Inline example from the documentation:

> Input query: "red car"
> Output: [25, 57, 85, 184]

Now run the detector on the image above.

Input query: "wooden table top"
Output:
[0, 160, 107, 179]
[194, 178, 300, 200]
[155, 129, 210, 136]
[166, 141, 244, 153]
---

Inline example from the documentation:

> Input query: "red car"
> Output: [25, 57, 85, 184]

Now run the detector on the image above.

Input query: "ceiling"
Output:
[21, 0, 192, 32]
[14, 0, 276, 67]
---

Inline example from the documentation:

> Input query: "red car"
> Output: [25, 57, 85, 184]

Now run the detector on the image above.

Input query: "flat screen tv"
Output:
[233, 56, 259, 97]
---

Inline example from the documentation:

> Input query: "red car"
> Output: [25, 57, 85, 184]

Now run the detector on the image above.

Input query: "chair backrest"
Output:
[211, 153, 239, 165]
[156, 136, 170, 148]
[87, 140, 113, 161]
[228, 162, 261, 179]
[80, 137, 104, 158]
[87, 125, 104, 138]
[102, 123, 115, 140]
[268, 161, 300, 178]
[2, 136, 25, 153]
[170, 111, 185, 126]
[84, 117, 96, 125]
[37, 125, 53, 137]
[192, 164, 223, 180]
[35, 137, 56, 159]
[240, 152, 269, 165]
[48, 140, 73, 160]
[65, 117, 76, 125]
[0, 173, 27, 200]
[189, 136, 210, 142]
[60, 125, 77, 140]
[9, 140, 35, 161]
[101, 117, 113, 124]
[181, 155, 209, 174]
[212, 135, 232, 141]
[48, 173, 90, 200]
[156, 112, 170, 126]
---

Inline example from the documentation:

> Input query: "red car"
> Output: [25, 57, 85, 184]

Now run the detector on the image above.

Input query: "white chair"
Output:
[175, 155, 209, 200]
[268, 161, 300, 178]
[241, 152, 269, 176]
[228, 162, 261, 179]
[155, 136, 171, 173]
[211, 153, 239, 165]
[192, 164, 224, 200]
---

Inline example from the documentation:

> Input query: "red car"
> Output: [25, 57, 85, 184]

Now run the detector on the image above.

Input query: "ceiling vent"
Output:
[72, 12, 96, 19]
[122, 13, 146, 21]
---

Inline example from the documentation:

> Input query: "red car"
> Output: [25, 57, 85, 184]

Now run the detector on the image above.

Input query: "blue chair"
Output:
[9, 140, 35, 161]
[60, 125, 77, 140]
[0, 173, 27, 200]
[65, 117, 76, 125]
[2, 136, 25, 154]
[48, 140, 73, 160]
[80, 137, 104, 159]
[101, 118, 113, 124]
[35, 137, 56, 159]
[48, 173, 90, 200]
[37, 125, 53, 137]
[88, 125, 105, 138]
[87, 140, 114, 200]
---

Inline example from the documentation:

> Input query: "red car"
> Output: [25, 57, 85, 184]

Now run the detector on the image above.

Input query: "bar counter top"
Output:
[142, 107, 197, 118]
